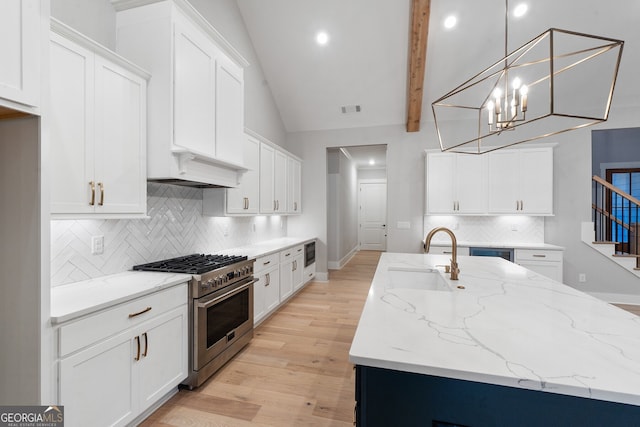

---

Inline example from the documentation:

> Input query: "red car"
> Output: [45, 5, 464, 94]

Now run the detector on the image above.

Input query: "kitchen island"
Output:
[349, 253, 640, 426]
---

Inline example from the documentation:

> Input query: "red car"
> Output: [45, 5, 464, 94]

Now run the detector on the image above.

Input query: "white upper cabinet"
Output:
[274, 150, 288, 213]
[259, 143, 275, 214]
[215, 55, 244, 165]
[287, 157, 302, 214]
[426, 152, 487, 214]
[203, 132, 302, 217]
[113, 0, 249, 187]
[225, 134, 260, 214]
[173, 14, 217, 157]
[50, 22, 149, 218]
[488, 147, 553, 215]
[0, 0, 40, 111]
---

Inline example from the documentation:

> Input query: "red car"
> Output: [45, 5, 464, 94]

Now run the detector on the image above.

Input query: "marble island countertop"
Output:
[349, 252, 640, 406]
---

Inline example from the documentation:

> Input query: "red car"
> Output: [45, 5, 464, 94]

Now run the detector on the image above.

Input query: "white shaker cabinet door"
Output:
[0, 0, 40, 108]
[426, 152, 456, 214]
[260, 143, 275, 213]
[137, 306, 188, 410]
[93, 56, 147, 215]
[287, 157, 302, 214]
[227, 135, 260, 214]
[59, 331, 136, 427]
[487, 150, 520, 213]
[274, 150, 288, 213]
[50, 34, 95, 214]
[173, 15, 216, 157]
[215, 55, 244, 165]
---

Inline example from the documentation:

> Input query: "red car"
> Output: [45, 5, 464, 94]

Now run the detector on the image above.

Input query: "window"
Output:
[606, 168, 640, 253]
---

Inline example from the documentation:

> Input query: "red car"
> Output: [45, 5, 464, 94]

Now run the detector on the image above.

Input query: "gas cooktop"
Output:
[132, 253, 248, 275]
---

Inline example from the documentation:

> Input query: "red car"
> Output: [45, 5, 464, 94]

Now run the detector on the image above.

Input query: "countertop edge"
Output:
[51, 272, 192, 325]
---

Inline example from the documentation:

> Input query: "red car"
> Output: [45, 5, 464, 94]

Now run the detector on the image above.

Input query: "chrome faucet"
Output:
[424, 227, 460, 280]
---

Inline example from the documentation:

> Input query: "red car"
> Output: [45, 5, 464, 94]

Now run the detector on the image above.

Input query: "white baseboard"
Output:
[328, 246, 358, 270]
[588, 292, 640, 305]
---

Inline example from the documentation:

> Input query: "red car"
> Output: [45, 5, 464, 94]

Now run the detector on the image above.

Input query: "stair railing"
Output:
[592, 175, 640, 267]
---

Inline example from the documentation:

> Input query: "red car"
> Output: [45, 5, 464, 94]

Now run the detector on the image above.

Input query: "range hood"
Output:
[147, 147, 249, 189]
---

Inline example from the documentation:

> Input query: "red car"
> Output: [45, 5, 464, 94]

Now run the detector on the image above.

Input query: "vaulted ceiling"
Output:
[237, 0, 639, 135]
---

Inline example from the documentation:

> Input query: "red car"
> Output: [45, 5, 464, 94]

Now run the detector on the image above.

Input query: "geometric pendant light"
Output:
[431, 2, 624, 154]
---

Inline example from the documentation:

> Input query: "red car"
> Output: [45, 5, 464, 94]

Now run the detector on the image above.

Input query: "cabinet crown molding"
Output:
[111, 0, 249, 68]
[50, 18, 151, 80]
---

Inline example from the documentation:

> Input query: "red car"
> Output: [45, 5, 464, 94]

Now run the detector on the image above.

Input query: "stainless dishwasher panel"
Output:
[468, 247, 514, 262]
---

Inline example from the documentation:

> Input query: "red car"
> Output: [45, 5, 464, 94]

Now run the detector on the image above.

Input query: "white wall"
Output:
[287, 125, 429, 275]
[358, 168, 386, 180]
[327, 149, 359, 268]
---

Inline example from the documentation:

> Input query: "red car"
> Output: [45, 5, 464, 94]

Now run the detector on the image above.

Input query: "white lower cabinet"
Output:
[57, 284, 188, 427]
[279, 245, 304, 300]
[515, 249, 564, 282]
[253, 243, 311, 325]
[293, 248, 304, 291]
[426, 245, 470, 256]
[253, 253, 280, 325]
[303, 263, 316, 284]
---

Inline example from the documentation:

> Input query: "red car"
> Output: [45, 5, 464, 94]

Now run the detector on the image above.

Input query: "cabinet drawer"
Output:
[280, 245, 304, 262]
[427, 246, 470, 256]
[515, 249, 563, 262]
[255, 253, 279, 274]
[59, 283, 188, 357]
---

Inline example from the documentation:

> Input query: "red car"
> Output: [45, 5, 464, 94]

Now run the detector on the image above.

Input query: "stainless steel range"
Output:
[133, 254, 255, 388]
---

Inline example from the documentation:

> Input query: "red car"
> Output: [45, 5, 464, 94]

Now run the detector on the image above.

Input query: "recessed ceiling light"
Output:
[444, 15, 457, 29]
[513, 3, 528, 17]
[316, 31, 329, 45]
[369, 159, 375, 166]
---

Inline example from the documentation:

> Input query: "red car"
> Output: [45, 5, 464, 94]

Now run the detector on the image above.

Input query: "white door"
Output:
[359, 181, 387, 251]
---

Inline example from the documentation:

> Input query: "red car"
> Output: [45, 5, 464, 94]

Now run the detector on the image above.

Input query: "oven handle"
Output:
[196, 278, 257, 310]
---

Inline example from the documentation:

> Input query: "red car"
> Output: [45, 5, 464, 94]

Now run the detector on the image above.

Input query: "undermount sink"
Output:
[387, 266, 452, 291]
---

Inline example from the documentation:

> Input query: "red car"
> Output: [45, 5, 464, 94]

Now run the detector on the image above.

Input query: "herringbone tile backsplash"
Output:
[51, 183, 287, 286]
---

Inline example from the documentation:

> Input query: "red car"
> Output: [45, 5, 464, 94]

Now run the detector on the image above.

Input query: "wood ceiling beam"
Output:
[406, 0, 431, 132]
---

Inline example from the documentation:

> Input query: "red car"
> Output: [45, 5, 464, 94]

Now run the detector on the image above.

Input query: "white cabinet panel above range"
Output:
[113, 0, 249, 188]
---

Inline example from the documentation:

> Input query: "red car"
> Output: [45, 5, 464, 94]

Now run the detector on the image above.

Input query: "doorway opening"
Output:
[326, 144, 387, 270]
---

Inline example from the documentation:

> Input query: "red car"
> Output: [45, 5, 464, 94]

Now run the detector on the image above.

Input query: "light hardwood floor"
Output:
[140, 250, 381, 427]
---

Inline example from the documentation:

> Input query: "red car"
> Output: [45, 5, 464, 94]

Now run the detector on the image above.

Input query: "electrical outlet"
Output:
[578, 273, 587, 283]
[223, 226, 229, 237]
[511, 223, 518, 231]
[91, 235, 104, 255]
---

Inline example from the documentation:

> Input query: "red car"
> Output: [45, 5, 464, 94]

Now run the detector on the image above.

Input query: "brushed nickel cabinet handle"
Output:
[274, 200, 277, 211]
[266, 273, 270, 286]
[128, 306, 152, 318]
[98, 182, 104, 206]
[521, 200, 524, 210]
[533, 254, 546, 258]
[89, 181, 95, 206]
[134, 335, 141, 361]
[142, 332, 148, 357]
[263, 260, 271, 266]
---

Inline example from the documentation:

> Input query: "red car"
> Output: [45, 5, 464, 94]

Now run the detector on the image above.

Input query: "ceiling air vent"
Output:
[341, 104, 361, 114]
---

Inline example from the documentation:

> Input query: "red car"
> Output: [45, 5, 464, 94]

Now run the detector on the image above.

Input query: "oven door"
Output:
[194, 278, 255, 371]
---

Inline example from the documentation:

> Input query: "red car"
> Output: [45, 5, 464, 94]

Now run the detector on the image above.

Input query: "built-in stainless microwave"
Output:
[468, 247, 514, 262]
[304, 241, 316, 267]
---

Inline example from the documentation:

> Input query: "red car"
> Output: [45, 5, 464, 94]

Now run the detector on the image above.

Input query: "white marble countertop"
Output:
[429, 241, 564, 250]
[349, 252, 640, 406]
[51, 271, 192, 324]
[221, 236, 316, 259]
